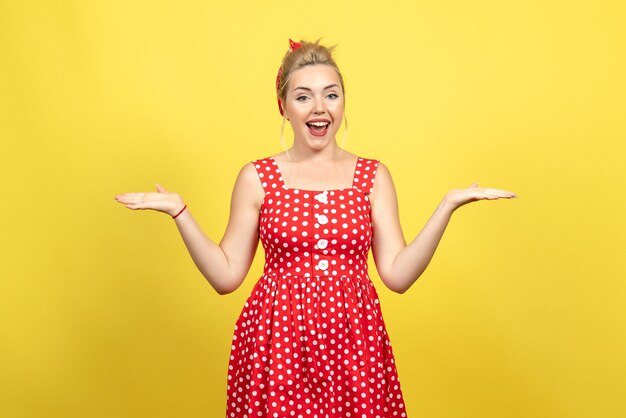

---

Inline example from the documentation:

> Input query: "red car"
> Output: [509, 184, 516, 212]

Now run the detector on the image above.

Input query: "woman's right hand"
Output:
[114, 183, 185, 217]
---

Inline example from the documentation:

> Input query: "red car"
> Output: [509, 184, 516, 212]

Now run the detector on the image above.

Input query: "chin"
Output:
[306, 137, 333, 147]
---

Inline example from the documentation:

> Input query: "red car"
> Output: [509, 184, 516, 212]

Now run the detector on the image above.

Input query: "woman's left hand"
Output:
[444, 183, 517, 212]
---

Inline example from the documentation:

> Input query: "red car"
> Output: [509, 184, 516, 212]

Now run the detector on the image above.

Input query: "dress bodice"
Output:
[252, 156, 380, 278]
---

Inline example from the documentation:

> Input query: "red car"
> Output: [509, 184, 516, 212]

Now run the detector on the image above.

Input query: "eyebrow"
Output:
[292, 84, 340, 92]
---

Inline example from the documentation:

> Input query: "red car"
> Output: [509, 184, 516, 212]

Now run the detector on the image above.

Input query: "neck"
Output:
[287, 140, 344, 163]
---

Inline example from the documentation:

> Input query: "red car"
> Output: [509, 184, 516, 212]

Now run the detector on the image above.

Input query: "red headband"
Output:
[276, 38, 302, 116]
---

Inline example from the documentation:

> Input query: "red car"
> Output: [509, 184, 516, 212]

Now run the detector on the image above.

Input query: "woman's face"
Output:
[283, 64, 344, 150]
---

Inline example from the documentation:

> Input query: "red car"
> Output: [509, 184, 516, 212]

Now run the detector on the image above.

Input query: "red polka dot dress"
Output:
[225, 156, 408, 417]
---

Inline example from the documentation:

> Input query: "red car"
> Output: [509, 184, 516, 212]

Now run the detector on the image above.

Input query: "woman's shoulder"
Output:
[354, 155, 384, 180]
[365, 159, 396, 210]
[356, 155, 382, 167]
[240, 157, 279, 183]
[250, 155, 274, 165]
[232, 161, 266, 209]
[235, 160, 266, 191]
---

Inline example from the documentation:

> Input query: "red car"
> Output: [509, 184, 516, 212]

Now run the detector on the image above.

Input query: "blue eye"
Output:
[296, 96, 309, 102]
[327, 93, 339, 99]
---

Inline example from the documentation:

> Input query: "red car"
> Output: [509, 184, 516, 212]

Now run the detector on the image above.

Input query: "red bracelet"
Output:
[172, 204, 187, 219]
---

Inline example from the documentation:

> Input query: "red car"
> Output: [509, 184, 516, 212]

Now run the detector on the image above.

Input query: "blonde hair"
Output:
[277, 39, 345, 105]
[277, 38, 349, 162]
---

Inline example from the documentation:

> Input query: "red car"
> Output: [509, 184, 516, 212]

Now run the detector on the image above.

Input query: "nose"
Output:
[313, 96, 325, 114]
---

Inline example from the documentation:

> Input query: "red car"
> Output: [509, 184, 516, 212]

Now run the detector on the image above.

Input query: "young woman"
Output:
[115, 38, 517, 417]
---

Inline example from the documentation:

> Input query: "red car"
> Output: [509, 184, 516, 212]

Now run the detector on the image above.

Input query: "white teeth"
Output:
[308, 121, 329, 127]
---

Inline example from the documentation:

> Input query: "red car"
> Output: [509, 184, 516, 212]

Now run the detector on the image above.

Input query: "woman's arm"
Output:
[172, 162, 264, 295]
[115, 162, 265, 295]
[369, 162, 516, 294]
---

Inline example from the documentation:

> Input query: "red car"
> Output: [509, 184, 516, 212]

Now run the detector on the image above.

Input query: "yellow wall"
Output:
[1, 1, 624, 417]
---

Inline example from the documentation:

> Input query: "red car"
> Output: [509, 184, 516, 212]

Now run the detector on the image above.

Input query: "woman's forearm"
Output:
[172, 207, 234, 295]
[389, 197, 455, 293]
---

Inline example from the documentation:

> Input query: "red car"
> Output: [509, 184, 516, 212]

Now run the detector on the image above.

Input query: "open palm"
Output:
[446, 182, 517, 211]
[114, 183, 184, 216]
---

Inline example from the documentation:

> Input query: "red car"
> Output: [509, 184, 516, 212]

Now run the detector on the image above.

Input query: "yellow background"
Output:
[1, 1, 624, 417]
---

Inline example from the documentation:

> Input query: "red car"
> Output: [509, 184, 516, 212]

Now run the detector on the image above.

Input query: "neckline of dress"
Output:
[268, 155, 361, 193]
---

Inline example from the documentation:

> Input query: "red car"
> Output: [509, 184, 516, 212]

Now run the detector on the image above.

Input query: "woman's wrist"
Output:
[169, 195, 187, 218]
[441, 193, 458, 214]
[171, 204, 187, 219]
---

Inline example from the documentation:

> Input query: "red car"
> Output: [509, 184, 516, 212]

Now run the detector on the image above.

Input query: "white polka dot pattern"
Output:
[225, 156, 408, 417]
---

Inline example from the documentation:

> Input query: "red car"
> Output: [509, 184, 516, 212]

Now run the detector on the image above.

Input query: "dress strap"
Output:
[252, 157, 284, 194]
[352, 157, 380, 195]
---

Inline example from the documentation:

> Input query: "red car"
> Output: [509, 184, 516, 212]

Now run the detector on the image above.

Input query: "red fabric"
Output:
[225, 156, 409, 417]
[289, 38, 302, 51]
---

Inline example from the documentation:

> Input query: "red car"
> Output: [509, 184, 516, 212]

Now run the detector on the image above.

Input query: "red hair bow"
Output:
[289, 38, 302, 51]
[276, 38, 302, 116]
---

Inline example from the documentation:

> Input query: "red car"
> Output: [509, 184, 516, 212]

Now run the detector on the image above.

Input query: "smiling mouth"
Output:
[306, 121, 330, 136]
